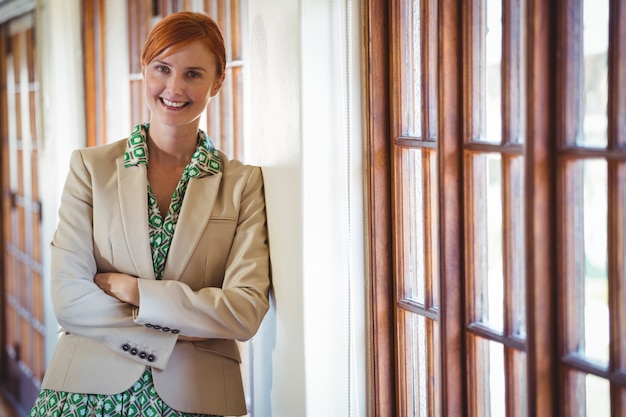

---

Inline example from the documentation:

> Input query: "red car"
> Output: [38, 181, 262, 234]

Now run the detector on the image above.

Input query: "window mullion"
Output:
[608, 1, 626, 414]
[438, 0, 466, 415]
[608, 161, 626, 410]
[524, 0, 559, 415]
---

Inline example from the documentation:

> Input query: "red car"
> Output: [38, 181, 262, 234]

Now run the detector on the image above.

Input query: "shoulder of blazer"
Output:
[75, 138, 127, 166]
[216, 150, 261, 181]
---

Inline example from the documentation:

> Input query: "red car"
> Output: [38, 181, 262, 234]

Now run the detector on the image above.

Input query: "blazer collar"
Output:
[117, 157, 155, 280]
[116, 155, 223, 281]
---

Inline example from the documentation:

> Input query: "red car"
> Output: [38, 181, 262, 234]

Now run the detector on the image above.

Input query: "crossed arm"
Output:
[94, 272, 207, 342]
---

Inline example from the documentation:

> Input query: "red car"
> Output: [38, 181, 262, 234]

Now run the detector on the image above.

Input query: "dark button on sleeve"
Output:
[153, 325, 162, 330]
[145, 323, 153, 328]
[147, 354, 156, 363]
[161, 327, 170, 332]
[139, 351, 147, 359]
[171, 329, 180, 334]
[122, 343, 131, 352]
[130, 347, 138, 356]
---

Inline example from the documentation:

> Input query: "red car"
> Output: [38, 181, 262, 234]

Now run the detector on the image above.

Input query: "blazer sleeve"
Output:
[133, 165, 271, 341]
[50, 149, 177, 370]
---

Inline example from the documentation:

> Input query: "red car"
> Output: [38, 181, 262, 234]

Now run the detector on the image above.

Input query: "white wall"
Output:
[245, 1, 306, 414]
[36, 0, 85, 361]
[246, 0, 366, 416]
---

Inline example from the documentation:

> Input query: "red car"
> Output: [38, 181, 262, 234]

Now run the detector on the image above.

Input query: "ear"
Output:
[210, 73, 225, 97]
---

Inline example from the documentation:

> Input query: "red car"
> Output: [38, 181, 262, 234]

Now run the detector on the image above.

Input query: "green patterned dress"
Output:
[29, 124, 223, 417]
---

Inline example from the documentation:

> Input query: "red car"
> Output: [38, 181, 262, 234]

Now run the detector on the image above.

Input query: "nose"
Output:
[165, 73, 185, 95]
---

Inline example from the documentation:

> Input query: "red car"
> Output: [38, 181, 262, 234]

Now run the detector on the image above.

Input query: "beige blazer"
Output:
[41, 138, 271, 416]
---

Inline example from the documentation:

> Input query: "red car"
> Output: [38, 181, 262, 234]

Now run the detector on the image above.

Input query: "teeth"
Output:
[162, 98, 186, 108]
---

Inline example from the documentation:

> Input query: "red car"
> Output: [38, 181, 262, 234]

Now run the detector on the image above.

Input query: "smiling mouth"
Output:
[160, 97, 189, 108]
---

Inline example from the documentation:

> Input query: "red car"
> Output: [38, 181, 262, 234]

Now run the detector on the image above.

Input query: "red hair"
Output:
[141, 12, 226, 79]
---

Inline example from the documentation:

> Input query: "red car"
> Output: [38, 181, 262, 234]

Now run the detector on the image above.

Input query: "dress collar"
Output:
[123, 123, 221, 177]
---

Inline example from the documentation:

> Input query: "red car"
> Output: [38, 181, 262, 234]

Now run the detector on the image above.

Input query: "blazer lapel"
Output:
[117, 157, 156, 280]
[163, 172, 223, 281]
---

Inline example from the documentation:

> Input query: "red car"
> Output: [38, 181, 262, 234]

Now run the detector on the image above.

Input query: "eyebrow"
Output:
[186, 66, 208, 73]
[153, 60, 208, 73]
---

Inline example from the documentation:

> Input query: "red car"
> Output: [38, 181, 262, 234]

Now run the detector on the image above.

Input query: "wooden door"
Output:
[0, 12, 44, 414]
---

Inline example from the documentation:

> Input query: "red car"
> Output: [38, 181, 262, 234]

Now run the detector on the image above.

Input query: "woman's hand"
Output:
[94, 274, 208, 341]
[94, 273, 140, 306]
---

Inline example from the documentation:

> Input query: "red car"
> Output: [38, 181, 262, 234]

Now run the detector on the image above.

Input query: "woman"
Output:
[29, 12, 270, 417]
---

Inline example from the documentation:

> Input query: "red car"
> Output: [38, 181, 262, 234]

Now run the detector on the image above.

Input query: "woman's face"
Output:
[143, 40, 223, 129]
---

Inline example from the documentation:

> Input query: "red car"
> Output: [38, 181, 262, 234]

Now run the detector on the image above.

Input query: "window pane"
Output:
[400, 147, 425, 304]
[505, 155, 526, 337]
[507, 0, 527, 145]
[469, 153, 504, 331]
[488, 341, 505, 416]
[486, 155, 504, 330]
[582, 160, 609, 364]
[427, 149, 439, 308]
[399, 310, 439, 417]
[580, 0, 609, 147]
[484, 0, 502, 144]
[586, 373, 611, 416]
[563, 159, 610, 365]
[417, 314, 427, 417]
[469, 337, 505, 417]
[399, 148, 438, 306]
[403, 0, 423, 136]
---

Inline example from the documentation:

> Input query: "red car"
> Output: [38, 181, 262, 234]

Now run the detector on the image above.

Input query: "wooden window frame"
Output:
[364, 0, 626, 417]
[608, 3, 626, 415]
[555, 1, 626, 415]
[83, 0, 107, 147]
[363, 0, 395, 414]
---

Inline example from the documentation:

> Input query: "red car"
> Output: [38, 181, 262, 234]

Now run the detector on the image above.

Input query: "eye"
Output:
[187, 71, 201, 79]
[155, 65, 169, 73]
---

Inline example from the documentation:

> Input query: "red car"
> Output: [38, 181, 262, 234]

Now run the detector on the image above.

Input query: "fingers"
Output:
[93, 273, 140, 306]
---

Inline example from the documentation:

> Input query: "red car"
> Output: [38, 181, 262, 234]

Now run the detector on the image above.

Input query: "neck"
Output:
[146, 121, 199, 167]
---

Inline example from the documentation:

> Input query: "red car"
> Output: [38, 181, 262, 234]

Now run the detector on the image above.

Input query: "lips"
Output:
[160, 97, 189, 108]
